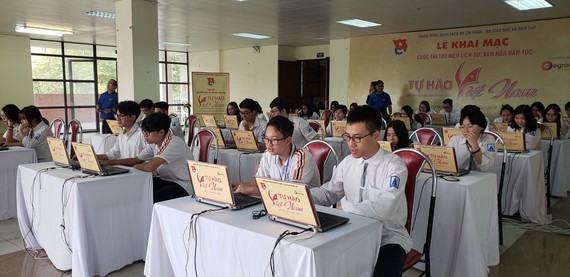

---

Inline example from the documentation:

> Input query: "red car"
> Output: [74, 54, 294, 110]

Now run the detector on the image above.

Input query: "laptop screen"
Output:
[331, 121, 347, 137]
[106, 120, 123, 135]
[223, 115, 239, 129]
[202, 115, 218, 128]
[413, 144, 459, 174]
[231, 130, 259, 151]
[47, 137, 70, 167]
[494, 123, 509, 132]
[72, 142, 101, 173]
[495, 131, 526, 152]
[442, 128, 463, 145]
[378, 141, 393, 152]
[430, 114, 447, 126]
[391, 116, 411, 130]
[188, 161, 234, 205]
[255, 177, 318, 227]
[209, 128, 226, 147]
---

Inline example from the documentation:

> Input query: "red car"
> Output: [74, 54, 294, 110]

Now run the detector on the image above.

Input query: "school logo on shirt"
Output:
[306, 126, 313, 133]
[33, 134, 41, 140]
[487, 143, 496, 152]
[390, 176, 400, 189]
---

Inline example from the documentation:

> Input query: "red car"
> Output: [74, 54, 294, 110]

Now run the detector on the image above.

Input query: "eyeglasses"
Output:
[240, 111, 252, 116]
[459, 125, 476, 130]
[263, 136, 288, 146]
[342, 132, 374, 143]
[142, 130, 154, 136]
[115, 113, 128, 118]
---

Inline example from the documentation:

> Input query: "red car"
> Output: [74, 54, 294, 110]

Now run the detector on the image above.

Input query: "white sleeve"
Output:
[137, 144, 155, 161]
[310, 161, 346, 206]
[22, 127, 49, 148]
[255, 153, 272, 178]
[298, 119, 317, 141]
[474, 136, 496, 172]
[105, 138, 121, 160]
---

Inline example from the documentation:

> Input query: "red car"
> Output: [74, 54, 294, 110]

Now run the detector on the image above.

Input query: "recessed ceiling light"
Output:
[504, 0, 552, 10]
[161, 42, 193, 46]
[232, 33, 272, 39]
[15, 25, 73, 36]
[337, 19, 381, 28]
[83, 10, 116, 19]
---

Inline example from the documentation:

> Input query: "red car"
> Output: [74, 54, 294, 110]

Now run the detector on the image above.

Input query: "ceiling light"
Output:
[15, 25, 73, 36]
[83, 10, 116, 19]
[232, 33, 272, 39]
[337, 19, 381, 28]
[161, 42, 193, 46]
[504, 0, 552, 10]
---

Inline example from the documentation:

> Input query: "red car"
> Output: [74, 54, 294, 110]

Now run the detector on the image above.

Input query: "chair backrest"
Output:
[392, 112, 404, 117]
[50, 118, 66, 139]
[409, 127, 442, 146]
[322, 109, 333, 128]
[537, 122, 554, 146]
[484, 131, 507, 163]
[68, 119, 83, 157]
[186, 115, 199, 147]
[168, 113, 178, 118]
[416, 112, 429, 123]
[191, 129, 218, 163]
[303, 140, 339, 184]
[308, 122, 326, 138]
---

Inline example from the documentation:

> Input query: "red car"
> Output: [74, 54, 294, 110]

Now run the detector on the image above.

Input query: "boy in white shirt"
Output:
[438, 98, 461, 125]
[153, 101, 183, 139]
[238, 98, 268, 144]
[269, 97, 317, 147]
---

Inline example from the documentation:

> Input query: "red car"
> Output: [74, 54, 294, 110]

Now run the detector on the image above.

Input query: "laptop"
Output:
[201, 114, 218, 128]
[331, 121, 347, 137]
[106, 119, 123, 135]
[0, 142, 8, 151]
[255, 177, 349, 232]
[430, 114, 447, 126]
[378, 140, 393, 152]
[493, 122, 509, 132]
[210, 128, 235, 149]
[188, 161, 261, 210]
[223, 115, 239, 130]
[495, 131, 527, 153]
[47, 137, 80, 169]
[71, 142, 130, 176]
[230, 130, 264, 153]
[541, 122, 558, 140]
[442, 127, 463, 146]
[391, 116, 411, 130]
[413, 144, 470, 177]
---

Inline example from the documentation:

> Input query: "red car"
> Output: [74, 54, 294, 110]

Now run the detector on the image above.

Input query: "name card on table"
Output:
[331, 121, 347, 137]
[413, 144, 456, 173]
[495, 131, 525, 152]
[378, 141, 393, 152]
[430, 114, 447, 126]
[494, 122, 509, 132]
[201, 114, 218, 128]
[307, 120, 326, 137]
[223, 115, 239, 129]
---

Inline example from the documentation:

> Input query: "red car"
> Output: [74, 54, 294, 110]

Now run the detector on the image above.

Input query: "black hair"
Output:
[442, 98, 453, 105]
[254, 101, 263, 113]
[266, 115, 294, 138]
[153, 101, 169, 110]
[108, 79, 118, 86]
[1, 104, 20, 124]
[115, 101, 141, 118]
[227, 101, 242, 123]
[336, 105, 348, 115]
[21, 105, 46, 125]
[460, 105, 482, 119]
[139, 99, 154, 109]
[370, 81, 378, 88]
[299, 102, 315, 118]
[510, 104, 537, 132]
[239, 98, 257, 112]
[565, 102, 570, 111]
[460, 108, 487, 131]
[347, 105, 382, 133]
[269, 97, 291, 113]
[530, 101, 545, 118]
[419, 100, 431, 112]
[330, 100, 339, 110]
[141, 113, 171, 135]
[384, 120, 411, 150]
[401, 105, 414, 120]
[544, 104, 562, 136]
[499, 104, 515, 116]
[376, 80, 384, 85]
[350, 102, 358, 109]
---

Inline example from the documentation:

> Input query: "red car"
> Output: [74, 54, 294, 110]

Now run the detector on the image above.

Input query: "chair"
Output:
[485, 131, 507, 245]
[190, 129, 218, 164]
[168, 113, 178, 118]
[49, 118, 66, 140]
[488, 121, 497, 132]
[322, 109, 333, 128]
[393, 148, 437, 277]
[537, 123, 554, 208]
[303, 140, 339, 185]
[185, 115, 199, 147]
[392, 112, 404, 117]
[308, 122, 326, 138]
[67, 119, 83, 158]
[416, 112, 431, 125]
[409, 127, 442, 146]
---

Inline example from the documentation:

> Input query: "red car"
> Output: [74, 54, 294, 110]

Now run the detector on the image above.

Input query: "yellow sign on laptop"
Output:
[493, 122, 509, 132]
[413, 144, 469, 176]
[331, 121, 347, 137]
[378, 140, 393, 152]
[254, 176, 349, 232]
[201, 114, 218, 128]
[72, 142, 130, 176]
[430, 114, 447, 126]
[230, 130, 261, 152]
[391, 116, 411, 130]
[106, 119, 123, 135]
[307, 120, 326, 137]
[209, 128, 230, 148]
[47, 137, 79, 168]
[541, 122, 558, 140]
[223, 115, 239, 130]
[495, 131, 526, 152]
[442, 127, 463, 145]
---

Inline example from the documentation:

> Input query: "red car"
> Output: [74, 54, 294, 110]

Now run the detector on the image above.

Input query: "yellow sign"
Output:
[413, 144, 457, 173]
[223, 115, 239, 129]
[192, 72, 230, 123]
[391, 116, 411, 130]
[331, 121, 347, 137]
[72, 142, 100, 173]
[378, 140, 393, 152]
[442, 127, 463, 145]
[188, 161, 233, 205]
[47, 137, 69, 166]
[495, 131, 525, 152]
[307, 120, 326, 137]
[106, 119, 123, 135]
[201, 114, 218, 128]
[541, 122, 558, 140]
[430, 114, 447, 126]
[231, 130, 258, 150]
[493, 122, 509, 132]
[209, 128, 225, 147]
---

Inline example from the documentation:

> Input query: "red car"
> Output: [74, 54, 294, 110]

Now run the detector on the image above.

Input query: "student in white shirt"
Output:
[269, 97, 318, 147]
[531, 101, 545, 123]
[438, 98, 461, 125]
[7, 106, 53, 162]
[326, 105, 347, 136]
[129, 113, 194, 203]
[544, 104, 570, 139]
[234, 115, 320, 195]
[447, 108, 496, 172]
[415, 100, 437, 115]
[493, 104, 515, 124]
[1, 104, 22, 144]
[507, 104, 541, 150]
[238, 98, 268, 144]
[310, 105, 412, 277]
[384, 120, 412, 151]
[139, 99, 155, 118]
[97, 101, 147, 165]
[153, 101, 183, 139]
[299, 103, 319, 120]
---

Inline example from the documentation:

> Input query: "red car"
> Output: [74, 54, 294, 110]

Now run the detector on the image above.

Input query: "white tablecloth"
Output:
[90, 133, 117, 154]
[491, 151, 550, 224]
[16, 162, 153, 276]
[416, 172, 499, 277]
[144, 197, 382, 277]
[541, 139, 570, 197]
[0, 147, 37, 220]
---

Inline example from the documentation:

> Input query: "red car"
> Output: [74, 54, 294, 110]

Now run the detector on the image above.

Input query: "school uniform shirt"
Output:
[310, 148, 413, 252]
[439, 108, 461, 125]
[256, 144, 320, 188]
[105, 123, 147, 160]
[289, 116, 317, 147]
[493, 117, 504, 123]
[2, 122, 22, 141]
[239, 117, 268, 143]
[447, 134, 496, 172]
[137, 130, 194, 195]
[170, 116, 184, 139]
[507, 126, 541, 151]
[326, 118, 346, 136]
[21, 121, 53, 162]
[308, 112, 320, 120]
[415, 109, 437, 115]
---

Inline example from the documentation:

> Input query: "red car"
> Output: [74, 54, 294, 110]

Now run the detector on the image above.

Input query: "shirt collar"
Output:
[123, 122, 140, 136]
[358, 146, 385, 165]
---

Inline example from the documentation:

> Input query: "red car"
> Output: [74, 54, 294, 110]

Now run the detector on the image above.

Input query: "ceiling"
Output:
[1, 0, 569, 52]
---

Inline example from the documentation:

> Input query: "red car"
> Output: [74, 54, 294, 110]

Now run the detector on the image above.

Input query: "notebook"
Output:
[391, 116, 411, 130]
[47, 137, 80, 169]
[430, 114, 447, 126]
[495, 131, 527, 153]
[71, 142, 130, 176]
[541, 122, 558, 140]
[254, 177, 349, 232]
[442, 128, 463, 146]
[413, 144, 470, 177]
[331, 121, 347, 137]
[230, 130, 264, 153]
[188, 161, 261, 210]
[223, 115, 239, 130]
[201, 115, 218, 128]
[378, 141, 393, 152]
[106, 120, 123, 135]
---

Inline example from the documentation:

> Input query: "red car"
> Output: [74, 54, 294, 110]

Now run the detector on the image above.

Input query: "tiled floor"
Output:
[1, 198, 569, 277]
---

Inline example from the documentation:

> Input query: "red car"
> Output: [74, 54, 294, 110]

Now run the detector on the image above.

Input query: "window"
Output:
[159, 50, 190, 118]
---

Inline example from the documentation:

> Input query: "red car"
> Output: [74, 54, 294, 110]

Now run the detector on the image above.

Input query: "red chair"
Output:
[308, 122, 326, 138]
[67, 119, 83, 157]
[537, 122, 553, 208]
[303, 140, 339, 185]
[168, 113, 178, 118]
[322, 109, 333, 128]
[393, 148, 437, 277]
[485, 131, 507, 245]
[50, 118, 66, 140]
[416, 112, 429, 124]
[185, 115, 199, 147]
[409, 127, 442, 146]
[190, 129, 218, 164]
[392, 112, 404, 117]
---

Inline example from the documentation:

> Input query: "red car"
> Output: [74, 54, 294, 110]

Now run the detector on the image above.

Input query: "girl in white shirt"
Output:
[11, 106, 53, 162]
[544, 104, 569, 139]
[507, 104, 541, 150]
[1, 104, 22, 144]
[415, 100, 437, 115]
[299, 103, 320, 120]
[531, 101, 545, 123]
[493, 104, 515, 124]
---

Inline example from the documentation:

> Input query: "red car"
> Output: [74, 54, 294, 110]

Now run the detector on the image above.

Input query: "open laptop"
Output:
[541, 122, 558, 140]
[493, 122, 509, 132]
[378, 140, 393, 152]
[230, 130, 264, 153]
[106, 119, 123, 135]
[201, 114, 218, 128]
[71, 142, 130, 176]
[391, 116, 411, 130]
[430, 114, 447, 126]
[210, 128, 235, 149]
[413, 144, 470, 177]
[495, 131, 527, 153]
[442, 127, 463, 145]
[223, 115, 239, 130]
[188, 161, 261, 209]
[331, 121, 347, 137]
[47, 137, 80, 169]
[255, 177, 349, 232]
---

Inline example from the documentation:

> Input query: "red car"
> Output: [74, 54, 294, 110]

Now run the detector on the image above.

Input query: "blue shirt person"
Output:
[96, 79, 119, 134]
[366, 80, 392, 121]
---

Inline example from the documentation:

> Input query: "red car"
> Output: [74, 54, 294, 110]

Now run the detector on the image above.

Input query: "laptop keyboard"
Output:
[316, 211, 346, 227]
[233, 193, 260, 206]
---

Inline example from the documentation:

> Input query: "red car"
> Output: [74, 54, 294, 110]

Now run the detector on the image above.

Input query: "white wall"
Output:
[295, 44, 329, 60]
[329, 39, 351, 105]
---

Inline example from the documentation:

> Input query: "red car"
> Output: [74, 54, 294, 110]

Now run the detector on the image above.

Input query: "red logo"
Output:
[197, 96, 207, 107]
[455, 62, 482, 97]
[541, 61, 553, 71]
[207, 77, 215, 86]
[393, 39, 408, 56]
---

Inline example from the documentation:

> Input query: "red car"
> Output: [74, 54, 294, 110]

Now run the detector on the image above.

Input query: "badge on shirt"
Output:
[389, 176, 400, 189]
[306, 126, 313, 133]
[487, 143, 496, 152]
[33, 133, 41, 140]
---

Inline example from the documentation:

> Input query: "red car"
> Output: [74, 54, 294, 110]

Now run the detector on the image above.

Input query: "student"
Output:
[493, 104, 515, 123]
[415, 100, 436, 115]
[253, 100, 267, 123]
[132, 113, 194, 203]
[530, 101, 545, 123]
[97, 101, 147, 165]
[269, 97, 317, 147]
[326, 104, 347, 136]
[153, 101, 183, 139]
[299, 103, 319, 120]
[238, 98, 268, 143]
[330, 100, 340, 112]
[310, 105, 411, 277]
[234, 115, 320, 195]
[6, 106, 53, 162]
[544, 104, 569, 139]
[508, 104, 541, 150]
[401, 105, 423, 130]
[139, 99, 155, 118]
[447, 108, 496, 172]
[226, 101, 243, 125]
[349, 102, 358, 114]
[438, 98, 460, 125]
[1, 104, 22, 143]
[384, 120, 412, 150]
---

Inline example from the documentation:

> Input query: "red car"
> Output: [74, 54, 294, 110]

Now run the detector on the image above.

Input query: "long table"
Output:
[144, 197, 383, 277]
[541, 139, 570, 197]
[16, 162, 153, 276]
[0, 147, 37, 220]
[90, 133, 117, 154]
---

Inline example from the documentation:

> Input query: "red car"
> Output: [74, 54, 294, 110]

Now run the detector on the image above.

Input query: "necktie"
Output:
[359, 163, 368, 202]
[447, 112, 451, 124]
